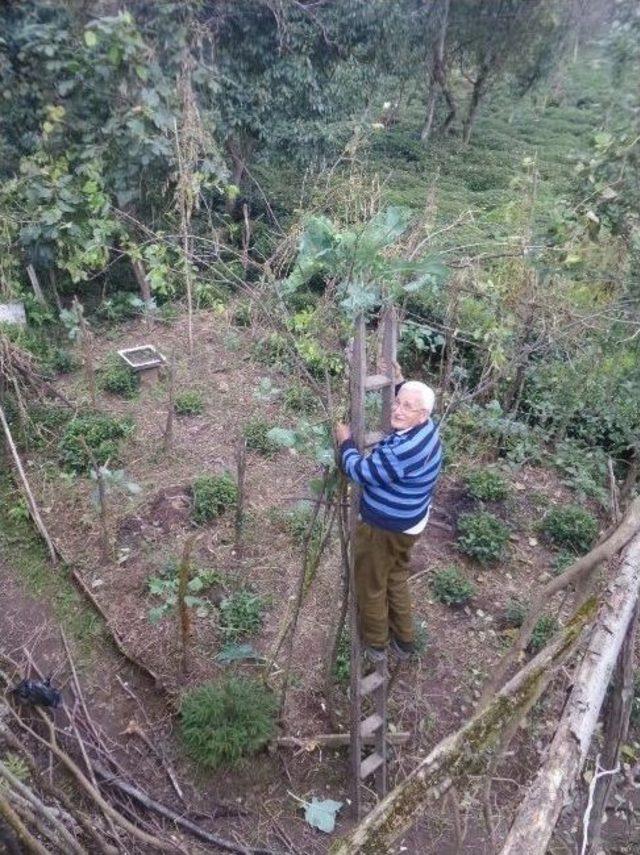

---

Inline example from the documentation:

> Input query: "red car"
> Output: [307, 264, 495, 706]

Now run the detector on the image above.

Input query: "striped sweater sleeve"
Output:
[340, 439, 404, 487]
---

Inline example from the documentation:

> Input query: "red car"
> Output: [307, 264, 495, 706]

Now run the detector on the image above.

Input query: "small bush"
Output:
[181, 677, 277, 769]
[253, 333, 288, 367]
[283, 384, 317, 414]
[231, 302, 252, 327]
[552, 550, 575, 575]
[48, 347, 77, 375]
[504, 598, 527, 628]
[174, 390, 204, 416]
[529, 615, 559, 653]
[99, 358, 140, 398]
[465, 468, 509, 502]
[192, 474, 237, 524]
[457, 511, 510, 564]
[431, 566, 475, 606]
[540, 505, 598, 553]
[244, 418, 279, 457]
[59, 414, 134, 472]
[219, 588, 264, 640]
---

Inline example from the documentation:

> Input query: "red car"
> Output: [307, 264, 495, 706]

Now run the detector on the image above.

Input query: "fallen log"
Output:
[276, 732, 411, 750]
[500, 531, 640, 854]
[329, 596, 597, 855]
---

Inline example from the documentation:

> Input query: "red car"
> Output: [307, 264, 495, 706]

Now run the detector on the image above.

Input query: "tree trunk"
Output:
[462, 64, 490, 144]
[131, 259, 152, 304]
[500, 532, 640, 854]
[421, 0, 450, 144]
[329, 596, 597, 855]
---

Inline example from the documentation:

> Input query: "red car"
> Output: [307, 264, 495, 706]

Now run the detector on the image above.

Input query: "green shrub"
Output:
[174, 390, 204, 416]
[59, 414, 134, 472]
[504, 598, 527, 628]
[431, 566, 475, 606]
[540, 505, 598, 553]
[219, 588, 264, 640]
[283, 384, 317, 414]
[529, 615, 559, 653]
[99, 358, 140, 398]
[192, 474, 237, 524]
[181, 677, 277, 769]
[283, 502, 322, 551]
[552, 550, 575, 575]
[244, 418, 279, 457]
[253, 333, 288, 367]
[465, 468, 509, 502]
[231, 302, 252, 327]
[48, 347, 77, 375]
[457, 511, 510, 563]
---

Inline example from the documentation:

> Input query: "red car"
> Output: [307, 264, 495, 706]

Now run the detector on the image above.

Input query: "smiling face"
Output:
[390, 386, 430, 430]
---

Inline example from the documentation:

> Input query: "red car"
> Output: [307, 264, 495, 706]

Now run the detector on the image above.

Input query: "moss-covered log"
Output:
[500, 531, 640, 855]
[329, 597, 597, 855]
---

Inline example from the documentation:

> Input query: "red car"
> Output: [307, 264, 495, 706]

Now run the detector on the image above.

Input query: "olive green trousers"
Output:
[354, 521, 418, 647]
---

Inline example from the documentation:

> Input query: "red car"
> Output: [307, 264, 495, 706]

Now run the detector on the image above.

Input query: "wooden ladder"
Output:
[348, 306, 398, 818]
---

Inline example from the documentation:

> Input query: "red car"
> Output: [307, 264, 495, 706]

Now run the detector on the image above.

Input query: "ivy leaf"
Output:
[303, 798, 343, 833]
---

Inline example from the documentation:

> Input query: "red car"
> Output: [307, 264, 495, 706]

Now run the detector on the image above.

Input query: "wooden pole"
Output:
[0, 401, 58, 564]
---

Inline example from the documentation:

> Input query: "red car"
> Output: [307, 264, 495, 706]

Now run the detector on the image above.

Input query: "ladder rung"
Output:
[360, 751, 385, 780]
[359, 672, 385, 695]
[364, 431, 384, 447]
[360, 713, 383, 738]
[364, 373, 393, 392]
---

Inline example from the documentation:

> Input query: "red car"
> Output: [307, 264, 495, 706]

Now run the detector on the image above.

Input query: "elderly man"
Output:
[335, 372, 442, 661]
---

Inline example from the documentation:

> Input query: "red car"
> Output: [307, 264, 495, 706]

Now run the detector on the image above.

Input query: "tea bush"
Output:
[219, 588, 264, 640]
[99, 357, 140, 398]
[244, 418, 279, 457]
[465, 468, 509, 502]
[540, 505, 598, 553]
[431, 566, 475, 606]
[174, 390, 204, 416]
[457, 511, 510, 563]
[59, 414, 134, 472]
[192, 474, 237, 524]
[181, 677, 277, 769]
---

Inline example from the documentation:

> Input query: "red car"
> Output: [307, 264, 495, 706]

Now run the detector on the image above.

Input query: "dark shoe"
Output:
[364, 645, 387, 664]
[390, 637, 416, 661]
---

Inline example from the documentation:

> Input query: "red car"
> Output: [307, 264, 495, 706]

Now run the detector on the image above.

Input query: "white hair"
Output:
[401, 381, 435, 415]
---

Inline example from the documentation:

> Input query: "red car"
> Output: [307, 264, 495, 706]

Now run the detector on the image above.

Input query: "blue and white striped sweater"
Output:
[340, 420, 442, 533]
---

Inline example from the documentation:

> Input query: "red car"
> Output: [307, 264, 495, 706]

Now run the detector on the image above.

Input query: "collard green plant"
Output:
[180, 677, 277, 769]
[147, 566, 221, 624]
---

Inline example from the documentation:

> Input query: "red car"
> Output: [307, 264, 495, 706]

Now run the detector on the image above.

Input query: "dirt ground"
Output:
[5, 305, 640, 853]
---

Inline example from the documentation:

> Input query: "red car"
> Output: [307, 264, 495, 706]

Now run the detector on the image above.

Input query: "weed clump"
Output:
[283, 384, 317, 414]
[219, 588, 264, 640]
[431, 566, 475, 606]
[541, 505, 598, 553]
[529, 615, 559, 652]
[465, 468, 509, 502]
[244, 418, 279, 457]
[504, 598, 527, 628]
[181, 677, 277, 769]
[174, 390, 204, 416]
[457, 511, 510, 563]
[192, 474, 237, 524]
[59, 413, 134, 472]
[99, 357, 140, 398]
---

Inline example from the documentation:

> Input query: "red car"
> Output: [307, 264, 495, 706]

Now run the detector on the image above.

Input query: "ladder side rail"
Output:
[380, 306, 398, 432]
[348, 315, 366, 819]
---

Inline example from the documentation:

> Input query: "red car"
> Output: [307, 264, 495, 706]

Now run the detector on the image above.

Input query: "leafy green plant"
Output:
[253, 333, 288, 367]
[283, 383, 317, 414]
[219, 588, 264, 640]
[174, 390, 204, 416]
[244, 418, 279, 457]
[529, 615, 559, 652]
[283, 502, 322, 551]
[332, 626, 350, 684]
[231, 302, 252, 327]
[431, 566, 475, 606]
[540, 505, 598, 553]
[465, 468, 509, 502]
[180, 677, 277, 769]
[48, 347, 77, 375]
[457, 511, 510, 563]
[59, 413, 134, 472]
[192, 474, 237, 524]
[99, 357, 140, 398]
[147, 565, 221, 624]
[552, 550, 575, 575]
